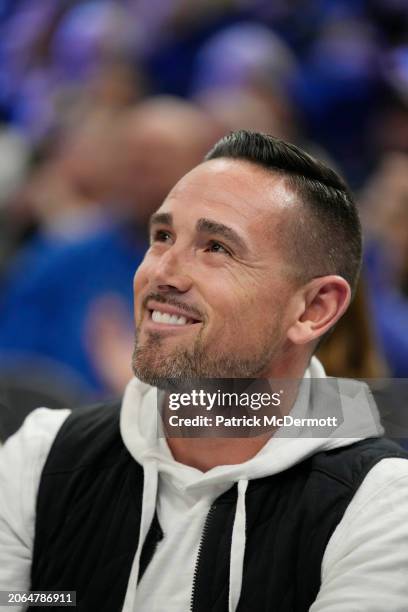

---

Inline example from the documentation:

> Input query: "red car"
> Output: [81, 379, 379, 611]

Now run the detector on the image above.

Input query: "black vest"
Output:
[30, 401, 407, 611]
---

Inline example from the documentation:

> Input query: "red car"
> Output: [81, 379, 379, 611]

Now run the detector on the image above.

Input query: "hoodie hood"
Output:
[120, 358, 384, 611]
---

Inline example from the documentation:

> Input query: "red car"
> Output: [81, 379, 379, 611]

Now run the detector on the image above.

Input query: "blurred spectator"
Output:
[191, 22, 298, 96]
[0, 111, 122, 290]
[0, 97, 220, 397]
[361, 152, 408, 376]
[192, 22, 300, 143]
[109, 96, 221, 224]
[21, 113, 120, 240]
[362, 153, 408, 291]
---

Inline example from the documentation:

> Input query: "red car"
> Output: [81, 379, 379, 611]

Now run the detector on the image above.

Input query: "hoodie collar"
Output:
[120, 357, 383, 491]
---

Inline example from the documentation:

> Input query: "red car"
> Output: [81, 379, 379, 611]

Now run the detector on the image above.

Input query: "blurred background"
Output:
[0, 0, 407, 438]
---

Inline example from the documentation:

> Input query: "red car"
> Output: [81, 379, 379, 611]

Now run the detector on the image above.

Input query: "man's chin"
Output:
[132, 330, 278, 385]
[131, 361, 197, 392]
[132, 339, 192, 389]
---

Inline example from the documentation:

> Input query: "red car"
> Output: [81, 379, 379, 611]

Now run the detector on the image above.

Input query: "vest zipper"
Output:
[190, 503, 217, 612]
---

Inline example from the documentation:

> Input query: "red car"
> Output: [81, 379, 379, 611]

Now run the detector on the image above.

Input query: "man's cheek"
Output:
[133, 260, 150, 294]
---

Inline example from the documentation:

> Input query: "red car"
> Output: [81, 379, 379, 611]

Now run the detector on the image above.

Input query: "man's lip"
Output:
[146, 300, 202, 323]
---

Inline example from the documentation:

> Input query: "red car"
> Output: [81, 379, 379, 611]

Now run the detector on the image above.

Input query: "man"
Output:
[1, 131, 408, 611]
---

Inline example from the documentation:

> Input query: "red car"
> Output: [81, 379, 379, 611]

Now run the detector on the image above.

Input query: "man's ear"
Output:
[287, 275, 351, 345]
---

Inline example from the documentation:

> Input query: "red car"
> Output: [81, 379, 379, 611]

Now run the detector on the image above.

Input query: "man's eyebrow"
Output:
[196, 218, 247, 251]
[149, 212, 173, 231]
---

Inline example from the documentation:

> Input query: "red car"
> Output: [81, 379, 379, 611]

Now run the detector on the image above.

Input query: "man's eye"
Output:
[151, 230, 172, 243]
[206, 241, 231, 256]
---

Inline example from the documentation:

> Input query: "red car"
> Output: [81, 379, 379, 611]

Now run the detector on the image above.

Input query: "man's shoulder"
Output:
[0, 407, 71, 461]
[310, 437, 408, 490]
[55, 398, 122, 436]
[41, 398, 127, 474]
[251, 438, 408, 505]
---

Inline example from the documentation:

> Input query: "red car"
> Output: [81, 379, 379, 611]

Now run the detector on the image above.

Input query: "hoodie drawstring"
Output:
[122, 459, 158, 612]
[228, 479, 248, 612]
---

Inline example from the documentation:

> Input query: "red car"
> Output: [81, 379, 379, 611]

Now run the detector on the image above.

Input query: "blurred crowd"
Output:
[0, 0, 407, 435]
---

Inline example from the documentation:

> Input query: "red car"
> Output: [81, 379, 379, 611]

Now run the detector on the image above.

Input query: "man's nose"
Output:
[152, 247, 193, 294]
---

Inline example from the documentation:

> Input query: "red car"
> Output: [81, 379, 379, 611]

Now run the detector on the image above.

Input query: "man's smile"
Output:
[142, 300, 203, 333]
[151, 310, 191, 326]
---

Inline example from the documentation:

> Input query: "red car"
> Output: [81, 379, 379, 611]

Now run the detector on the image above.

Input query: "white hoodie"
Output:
[1, 358, 408, 611]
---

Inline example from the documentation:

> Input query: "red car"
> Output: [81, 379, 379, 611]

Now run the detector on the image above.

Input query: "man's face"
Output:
[132, 158, 301, 385]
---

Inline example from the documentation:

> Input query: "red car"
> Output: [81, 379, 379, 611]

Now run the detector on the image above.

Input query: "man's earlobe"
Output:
[287, 276, 351, 345]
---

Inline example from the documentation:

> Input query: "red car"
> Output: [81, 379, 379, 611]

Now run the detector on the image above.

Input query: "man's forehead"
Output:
[165, 158, 299, 218]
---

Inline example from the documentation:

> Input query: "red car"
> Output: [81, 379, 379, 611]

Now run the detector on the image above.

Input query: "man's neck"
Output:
[167, 434, 273, 472]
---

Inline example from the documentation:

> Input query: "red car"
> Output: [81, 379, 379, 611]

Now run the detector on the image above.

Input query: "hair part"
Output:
[205, 130, 362, 295]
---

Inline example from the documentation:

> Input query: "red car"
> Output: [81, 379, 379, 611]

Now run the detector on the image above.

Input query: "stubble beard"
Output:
[131, 324, 281, 391]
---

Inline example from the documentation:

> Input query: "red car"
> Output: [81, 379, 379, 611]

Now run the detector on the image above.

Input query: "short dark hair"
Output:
[205, 130, 362, 295]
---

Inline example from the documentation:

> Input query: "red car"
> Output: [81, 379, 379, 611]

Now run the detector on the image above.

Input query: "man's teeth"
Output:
[151, 310, 189, 325]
